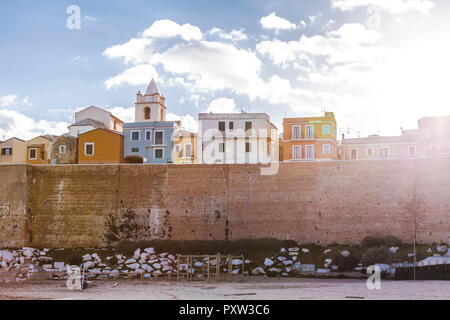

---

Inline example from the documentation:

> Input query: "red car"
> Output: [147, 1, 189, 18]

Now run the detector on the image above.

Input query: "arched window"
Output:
[144, 107, 151, 120]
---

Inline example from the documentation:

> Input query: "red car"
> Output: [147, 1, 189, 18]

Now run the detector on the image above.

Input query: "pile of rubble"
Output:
[0, 247, 51, 271]
[251, 247, 301, 277]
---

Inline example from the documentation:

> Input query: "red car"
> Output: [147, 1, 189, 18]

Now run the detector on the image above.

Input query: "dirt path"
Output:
[1, 277, 449, 300]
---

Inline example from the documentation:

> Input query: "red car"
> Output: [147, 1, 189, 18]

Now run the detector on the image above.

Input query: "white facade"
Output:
[197, 113, 278, 164]
[70, 106, 123, 137]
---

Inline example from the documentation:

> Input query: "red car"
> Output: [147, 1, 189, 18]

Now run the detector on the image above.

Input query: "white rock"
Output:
[152, 263, 161, 269]
[91, 253, 100, 260]
[280, 248, 286, 253]
[135, 268, 145, 273]
[389, 247, 399, 254]
[145, 266, 153, 272]
[282, 260, 293, 265]
[163, 265, 173, 271]
[153, 270, 161, 274]
[325, 258, 333, 264]
[288, 247, 299, 252]
[232, 269, 240, 274]
[331, 265, 339, 271]
[110, 269, 119, 274]
[83, 261, 95, 269]
[82, 254, 92, 261]
[324, 263, 329, 268]
[19, 257, 25, 264]
[22, 250, 33, 258]
[292, 256, 298, 261]
[127, 263, 140, 270]
[268, 267, 281, 273]
[42, 264, 52, 270]
[302, 248, 309, 253]
[102, 269, 111, 274]
[285, 267, 292, 272]
[232, 259, 242, 265]
[436, 246, 447, 253]
[134, 248, 141, 260]
[140, 253, 149, 260]
[0, 262, 7, 268]
[251, 267, 265, 275]
[148, 259, 158, 264]
[288, 252, 299, 256]
[316, 268, 330, 273]
[194, 261, 203, 267]
[159, 253, 168, 258]
[139, 259, 146, 264]
[408, 253, 415, 257]
[354, 267, 363, 271]
[264, 258, 274, 266]
[277, 256, 286, 261]
[144, 247, 155, 254]
[0, 251, 14, 263]
[375, 264, 391, 272]
[160, 261, 169, 266]
[125, 258, 136, 264]
[426, 248, 432, 253]
[39, 251, 46, 256]
[54, 262, 65, 269]
[324, 249, 332, 254]
[341, 250, 350, 257]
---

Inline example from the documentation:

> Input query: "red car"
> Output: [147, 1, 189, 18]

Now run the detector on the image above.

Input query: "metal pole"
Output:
[413, 236, 416, 281]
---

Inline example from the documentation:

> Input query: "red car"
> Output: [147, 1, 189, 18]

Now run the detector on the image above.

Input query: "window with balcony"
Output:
[292, 126, 301, 140]
[292, 145, 301, 160]
[305, 125, 314, 139]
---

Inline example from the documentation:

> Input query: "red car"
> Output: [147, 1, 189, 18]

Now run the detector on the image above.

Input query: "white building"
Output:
[68, 106, 123, 137]
[197, 112, 278, 164]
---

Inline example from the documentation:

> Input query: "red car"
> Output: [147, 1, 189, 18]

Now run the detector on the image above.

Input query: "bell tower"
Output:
[135, 79, 166, 122]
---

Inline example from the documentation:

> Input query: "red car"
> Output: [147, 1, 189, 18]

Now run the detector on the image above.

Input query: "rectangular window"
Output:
[245, 121, 252, 131]
[40, 151, 45, 160]
[59, 145, 66, 155]
[292, 126, 301, 140]
[218, 121, 225, 131]
[229, 122, 234, 130]
[131, 131, 140, 141]
[154, 148, 163, 159]
[292, 145, 301, 160]
[305, 145, 314, 159]
[408, 145, 416, 157]
[131, 148, 139, 153]
[84, 143, 94, 156]
[29, 148, 37, 160]
[367, 147, 373, 156]
[323, 144, 331, 155]
[322, 125, 330, 135]
[305, 125, 314, 139]
[145, 130, 151, 141]
[175, 144, 181, 152]
[245, 142, 251, 153]
[154, 131, 164, 145]
[1, 147, 12, 156]
[351, 148, 358, 160]
[219, 142, 225, 153]
[380, 147, 389, 159]
[185, 144, 192, 157]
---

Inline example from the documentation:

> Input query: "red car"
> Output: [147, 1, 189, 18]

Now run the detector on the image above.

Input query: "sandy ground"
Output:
[1, 276, 449, 300]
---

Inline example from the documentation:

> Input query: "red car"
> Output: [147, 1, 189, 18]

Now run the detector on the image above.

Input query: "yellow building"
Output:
[172, 130, 197, 164]
[78, 128, 124, 164]
[26, 135, 56, 164]
[0, 137, 27, 164]
[283, 112, 338, 161]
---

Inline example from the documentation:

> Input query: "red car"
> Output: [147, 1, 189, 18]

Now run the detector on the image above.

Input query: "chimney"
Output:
[341, 133, 345, 143]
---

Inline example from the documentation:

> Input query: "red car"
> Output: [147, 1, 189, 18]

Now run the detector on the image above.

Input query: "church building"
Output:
[123, 79, 181, 164]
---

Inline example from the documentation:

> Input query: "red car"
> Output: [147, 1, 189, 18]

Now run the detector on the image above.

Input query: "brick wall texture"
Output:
[0, 158, 449, 248]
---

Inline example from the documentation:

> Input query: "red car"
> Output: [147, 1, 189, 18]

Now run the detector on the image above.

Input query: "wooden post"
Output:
[241, 255, 245, 279]
[228, 255, 232, 281]
[177, 255, 180, 281]
[215, 255, 220, 282]
[207, 256, 210, 283]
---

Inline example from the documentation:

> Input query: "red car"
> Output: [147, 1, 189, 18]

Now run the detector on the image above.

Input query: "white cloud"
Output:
[104, 64, 160, 89]
[0, 94, 18, 107]
[203, 98, 239, 113]
[22, 96, 33, 106]
[166, 113, 198, 132]
[331, 0, 434, 15]
[208, 27, 248, 41]
[0, 109, 68, 141]
[260, 12, 297, 32]
[142, 19, 203, 41]
[152, 40, 265, 99]
[103, 38, 153, 65]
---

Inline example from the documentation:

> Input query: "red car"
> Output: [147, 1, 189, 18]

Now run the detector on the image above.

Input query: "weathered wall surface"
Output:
[0, 165, 29, 247]
[1, 158, 449, 248]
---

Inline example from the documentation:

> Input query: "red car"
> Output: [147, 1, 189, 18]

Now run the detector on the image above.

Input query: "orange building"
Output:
[26, 135, 56, 165]
[282, 112, 338, 161]
[78, 128, 124, 164]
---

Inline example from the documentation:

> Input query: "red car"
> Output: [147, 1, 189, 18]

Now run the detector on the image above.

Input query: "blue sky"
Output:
[1, 0, 449, 140]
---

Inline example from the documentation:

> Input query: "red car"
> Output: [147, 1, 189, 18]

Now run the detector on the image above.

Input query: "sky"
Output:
[1, 0, 450, 141]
